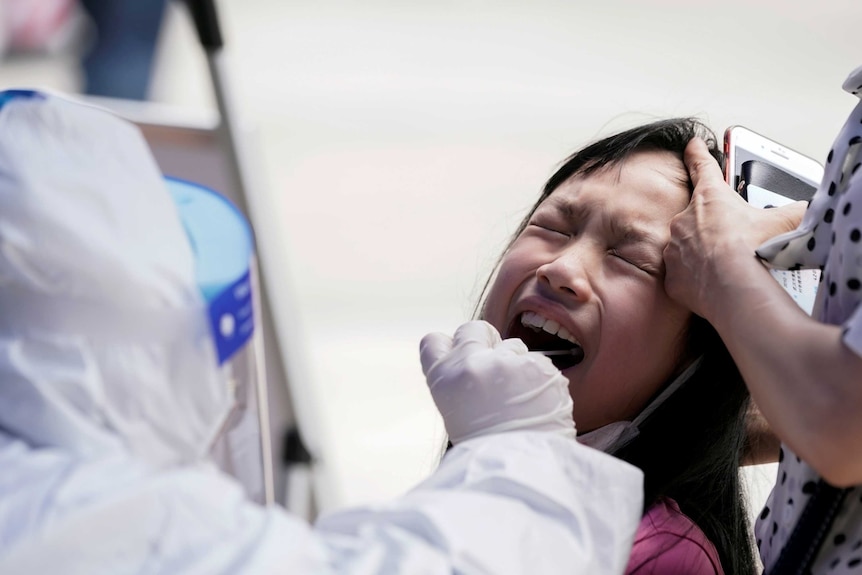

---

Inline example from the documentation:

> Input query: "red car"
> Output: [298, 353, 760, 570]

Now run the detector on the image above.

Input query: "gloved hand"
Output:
[420, 320, 575, 445]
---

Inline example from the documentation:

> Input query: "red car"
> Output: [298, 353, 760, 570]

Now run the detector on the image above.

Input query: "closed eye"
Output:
[609, 249, 656, 275]
[528, 223, 570, 238]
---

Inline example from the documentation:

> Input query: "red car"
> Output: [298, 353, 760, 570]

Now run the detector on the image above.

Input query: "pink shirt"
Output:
[625, 497, 723, 575]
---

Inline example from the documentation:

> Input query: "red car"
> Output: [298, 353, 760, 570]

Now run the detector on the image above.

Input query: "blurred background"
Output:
[1, 0, 858, 517]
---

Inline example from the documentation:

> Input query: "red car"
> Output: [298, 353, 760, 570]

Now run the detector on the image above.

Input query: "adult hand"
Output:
[420, 320, 575, 445]
[663, 138, 805, 320]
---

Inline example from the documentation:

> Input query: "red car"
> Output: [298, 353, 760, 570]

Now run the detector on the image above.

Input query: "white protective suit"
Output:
[0, 90, 643, 574]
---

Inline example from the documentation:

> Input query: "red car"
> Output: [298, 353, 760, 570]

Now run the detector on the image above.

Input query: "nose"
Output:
[536, 245, 595, 301]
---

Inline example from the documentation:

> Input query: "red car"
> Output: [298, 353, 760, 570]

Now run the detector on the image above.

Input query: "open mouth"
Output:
[507, 311, 585, 370]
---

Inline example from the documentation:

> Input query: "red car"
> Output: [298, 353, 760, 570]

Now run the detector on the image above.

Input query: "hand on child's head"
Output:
[665, 138, 808, 319]
[683, 137, 725, 194]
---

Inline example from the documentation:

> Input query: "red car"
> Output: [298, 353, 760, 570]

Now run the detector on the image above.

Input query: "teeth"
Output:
[520, 311, 579, 345]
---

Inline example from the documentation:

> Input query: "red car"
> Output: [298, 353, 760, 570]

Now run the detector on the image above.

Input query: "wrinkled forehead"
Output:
[545, 150, 692, 225]
[596, 148, 690, 196]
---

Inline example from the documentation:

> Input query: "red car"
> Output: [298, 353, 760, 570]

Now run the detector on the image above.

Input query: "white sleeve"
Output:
[314, 432, 643, 575]
[0, 432, 642, 575]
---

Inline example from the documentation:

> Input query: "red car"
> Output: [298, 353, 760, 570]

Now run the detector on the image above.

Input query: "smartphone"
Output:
[724, 125, 824, 314]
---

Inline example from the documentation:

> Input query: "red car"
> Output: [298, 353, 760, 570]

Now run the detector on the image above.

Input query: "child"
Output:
[665, 66, 862, 574]
[464, 118, 799, 573]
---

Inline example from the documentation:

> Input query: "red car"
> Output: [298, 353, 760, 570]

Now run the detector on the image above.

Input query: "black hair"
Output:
[475, 118, 756, 573]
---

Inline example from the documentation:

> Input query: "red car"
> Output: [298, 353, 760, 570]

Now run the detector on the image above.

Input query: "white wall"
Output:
[151, 0, 862, 511]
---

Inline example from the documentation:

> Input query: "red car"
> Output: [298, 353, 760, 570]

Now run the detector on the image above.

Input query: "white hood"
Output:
[0, 91, 231, 468]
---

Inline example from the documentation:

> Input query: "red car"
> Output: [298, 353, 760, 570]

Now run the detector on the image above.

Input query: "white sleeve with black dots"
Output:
[755, 63, 862, 575]
[757, 64, 862, 357]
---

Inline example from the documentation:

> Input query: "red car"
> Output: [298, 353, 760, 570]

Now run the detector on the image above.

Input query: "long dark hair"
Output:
[476, 118, 756, 574]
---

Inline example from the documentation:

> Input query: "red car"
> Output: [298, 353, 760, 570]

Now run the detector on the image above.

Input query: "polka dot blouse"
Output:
[754, 65, 862, 574]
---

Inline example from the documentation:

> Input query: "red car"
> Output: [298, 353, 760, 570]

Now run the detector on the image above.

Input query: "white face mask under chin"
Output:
[576, 356, 704, 453]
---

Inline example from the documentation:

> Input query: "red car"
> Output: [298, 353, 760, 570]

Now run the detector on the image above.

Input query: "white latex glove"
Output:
[420, 320, 575, 444]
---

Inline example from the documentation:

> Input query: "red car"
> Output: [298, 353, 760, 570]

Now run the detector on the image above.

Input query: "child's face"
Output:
[483, 150, 693, 433]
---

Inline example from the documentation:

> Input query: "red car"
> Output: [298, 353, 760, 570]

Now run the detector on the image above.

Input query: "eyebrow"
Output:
[544, 196, 588, 223]
[608, 217, 660, 248]
[545, 196, 663, 248]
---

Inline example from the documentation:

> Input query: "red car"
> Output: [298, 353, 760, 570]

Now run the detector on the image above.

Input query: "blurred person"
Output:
[0, 0, 164, 101]
[78, 0, 169, 99]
